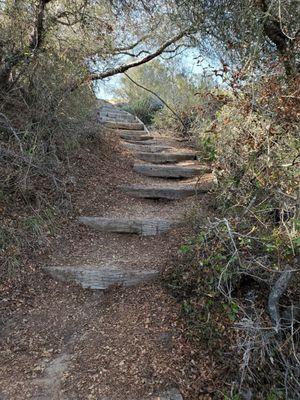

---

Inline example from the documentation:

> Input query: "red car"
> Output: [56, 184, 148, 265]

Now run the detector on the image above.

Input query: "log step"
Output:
[121, 175, 213, 199]
[100, 112, 136, 119]
[120, 132, 153, 141]
[136, 151, 196, 164]
[100, 116, 137, 124]
[120, 184, 196, 200]
[79, 216, 182, 236]
[44, 265, 159, 290]
[118, 129, 146, 135]
[133, 162, 211, 179]
[104, 121, 144, 130]
[126, 138, 181, 146]
[122, 142, 172, 153]
[100, 106, 127, 113]
[100, 111, 136, 120]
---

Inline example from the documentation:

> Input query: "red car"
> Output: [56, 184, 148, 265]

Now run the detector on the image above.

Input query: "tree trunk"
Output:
[259, 0, 298, 78]
[264, 19, 297, 78]
[0, 0, 51, 91]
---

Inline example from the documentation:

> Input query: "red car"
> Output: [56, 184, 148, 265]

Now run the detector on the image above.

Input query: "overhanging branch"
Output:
[74, 29, 190, 89]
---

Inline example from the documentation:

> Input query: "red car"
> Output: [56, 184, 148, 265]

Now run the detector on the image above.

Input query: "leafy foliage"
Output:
[116, 60, 215, 131]
[164, 71, 299, 397]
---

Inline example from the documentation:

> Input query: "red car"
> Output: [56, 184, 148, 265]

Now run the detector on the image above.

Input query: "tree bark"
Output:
[259, 0, 298, 78]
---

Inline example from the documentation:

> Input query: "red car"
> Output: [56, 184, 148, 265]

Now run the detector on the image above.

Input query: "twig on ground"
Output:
[0, 112, 24, 153]
[268, 268, 293, 333]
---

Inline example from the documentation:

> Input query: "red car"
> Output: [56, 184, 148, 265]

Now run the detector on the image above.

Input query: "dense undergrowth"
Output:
[0, 83, 100, 284]
[160, 75, 300, 398]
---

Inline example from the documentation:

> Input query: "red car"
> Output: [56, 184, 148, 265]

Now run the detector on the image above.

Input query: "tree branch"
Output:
[110, 34, 151, 54]
[75, 29, 190, 88]
[268, 267, 294, 333]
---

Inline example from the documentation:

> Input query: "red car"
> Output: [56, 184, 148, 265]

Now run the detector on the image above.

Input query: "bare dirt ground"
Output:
[0, 126, 222, 399]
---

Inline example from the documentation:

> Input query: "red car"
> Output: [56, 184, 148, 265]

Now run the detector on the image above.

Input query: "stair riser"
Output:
[101, 111, 135, 118]
[118, 129, 147, 135]
[104, 121, 144, 130]
[79, 217, 181, 236]
[136, 153, 196, 164]
[100, 106, 127, 112]
[122, 143, 172, 153]
[126, 139, 179, 146]
[44, 266, 159, 290]
[121, 134, 153, 141]
[133, 164, 211, 179]
[99, 115, 137, 123]
[121, 187, 197, 200]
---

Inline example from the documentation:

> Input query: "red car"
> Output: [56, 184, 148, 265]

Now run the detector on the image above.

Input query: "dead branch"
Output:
[0, 146, 62, 184]
[0, 113, 24, 153]
[268, 268, 293, 332]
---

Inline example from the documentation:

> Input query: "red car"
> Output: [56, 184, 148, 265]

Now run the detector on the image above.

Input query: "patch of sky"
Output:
[94, 48, 221, 100]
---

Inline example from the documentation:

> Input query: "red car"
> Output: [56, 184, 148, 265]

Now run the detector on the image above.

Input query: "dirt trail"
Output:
[0, 104, 217, 399]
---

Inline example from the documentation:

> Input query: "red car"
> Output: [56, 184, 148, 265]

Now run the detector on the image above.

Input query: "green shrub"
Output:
[121, 97, 161, 125]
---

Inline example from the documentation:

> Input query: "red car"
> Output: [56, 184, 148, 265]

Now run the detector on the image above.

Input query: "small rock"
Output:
[154, 388, 183, 400]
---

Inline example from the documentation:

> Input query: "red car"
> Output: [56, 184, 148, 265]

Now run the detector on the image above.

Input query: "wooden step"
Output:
[100, 106, 125, 113]
[136, 151, 196, 164]
[120, 177, 213, 199]
[120, 132, 153, 141]
[122, 142, 172, 153]
[78, 216, 182, 236]
[100, 116, 137, 124]
[133, 162, 211, 178]
[100, 104, 117, 109]
[120, 184, 195, 200]
[126, 138, 181, 146]
[44, 265, 159, 290]
[101, 111, 135, 119]
[100, 113, 139, 123]
[104, 121, 144, 130]
[118, 129, 146, 135]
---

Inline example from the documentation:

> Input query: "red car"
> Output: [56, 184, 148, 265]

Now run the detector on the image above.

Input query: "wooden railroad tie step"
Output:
[100, 116, 137, 124]
[125, 138, 182, 146]
[104, 121, 144, 130]
[120, 132, 153, 141]
[118, 129, 147, 135]
[120, 184, 196, 200]
[43, 265, 159, 290]
[122, 142, 172, 153]
[100, 111, 136, 119]
[78, 216, 182, 236]
[133, 162, 211, 178]
[135, 151, 196, 164]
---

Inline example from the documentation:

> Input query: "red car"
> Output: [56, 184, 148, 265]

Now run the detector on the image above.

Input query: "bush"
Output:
[115, 60, 215, 131]
[164, 75, 300, 398]
[152, 78, 216, 135]
[0, 56, 98, 284]
[121, 97, 162, 125]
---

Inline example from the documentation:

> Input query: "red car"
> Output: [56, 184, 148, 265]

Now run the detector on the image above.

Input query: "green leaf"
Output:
[179, 244, 191, 254]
